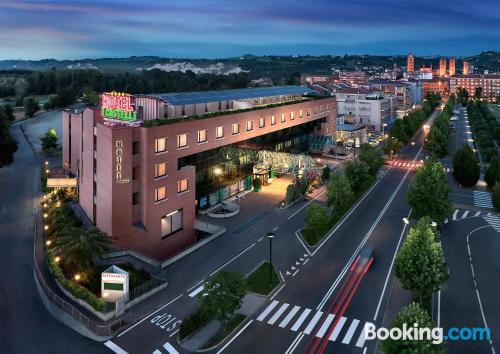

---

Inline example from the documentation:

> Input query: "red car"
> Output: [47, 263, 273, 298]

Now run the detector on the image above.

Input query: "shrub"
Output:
[452, 144, 480, 187]
[321, 166, 331, 181]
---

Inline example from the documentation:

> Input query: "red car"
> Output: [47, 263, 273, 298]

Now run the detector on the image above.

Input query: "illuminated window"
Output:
[314, 106, 318, 114]
[290, 112, 294, 120]
[232, 123, 240, 135]
[155, 138, 166, 153]
[155, 163, 167, 178]
[177, 134, 188, 148]
[299, 110, 303, 118]
[161, 209, 183, 238]
[197, 129, 207, 143]
[307, 108, 311, 116]
[216, 126, 224, 139]
[246, 120, 253, 131]
[259, 117, 265, 128]
[177, 179, 188, 193]
[155, 186, 167, 202]
[281, 113, 285, 123]
[271, 115, 276, 125]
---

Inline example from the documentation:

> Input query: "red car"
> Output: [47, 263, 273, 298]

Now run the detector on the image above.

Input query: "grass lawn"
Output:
[201, 314, 246, 349]
[246, 262, 279, 295]
[301, 217, 338, 246]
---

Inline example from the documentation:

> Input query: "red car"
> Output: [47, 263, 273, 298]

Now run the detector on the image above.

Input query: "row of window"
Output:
[154, 106, 334, 153]
[154, 179, 189, 202]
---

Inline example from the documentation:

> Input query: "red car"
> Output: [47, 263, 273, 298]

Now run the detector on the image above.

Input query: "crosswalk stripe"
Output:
[342, 319, 360, 344]
[355, 322, 374, 348]
[303, 311, 323, 335]
[104, 341, 129, 354]
[163, 342, 180, 354]
[153, 351, 161, 354]
[328, 316, 347, 341]
[268, 303, 290, 325]
[257, 300, 279, 321]
[188, 285, 204, 298]
[462, 210, 469, 219]
[279, 305, 301, 328]
[474, 211, 481, 217]
[291, 308, 312, 332]
[453, 209, 459, 220]
[444, 218, 448, 224]
[315, 314, 335, 338]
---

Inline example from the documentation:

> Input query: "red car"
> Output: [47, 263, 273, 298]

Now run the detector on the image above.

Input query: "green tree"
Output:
[82, 87, 99, 105]
[198, 270, 246, 327]
[381, 302, 444, 354]
[452, 144, 480, 187]
[321, 166, 331, 182]
[457, 87, 469, 106]
[394, 218, 448, 304]
[56, 228, 111, 271]
[0, 123, 18, 165]
[484, 156, 500, 189]
[327, 172, 353, 217]
[474, 87, 483, 100]
[383, 137, 403, 158]
[345, 160, 371, 194]
[390, 119, 408, 143]
[492, 183, 500, 212]
[305, 203, 329, 237]
[424, 126, 447, 157]
[23, 96, 39, 117]
[41, 128, 59, 151]
[406, 159, 452, 223]
[358, 143, 384, 176]
[1, 104, 15, 122]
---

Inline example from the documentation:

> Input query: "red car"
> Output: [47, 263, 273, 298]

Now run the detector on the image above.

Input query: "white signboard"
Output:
[101, 265, 129, 302]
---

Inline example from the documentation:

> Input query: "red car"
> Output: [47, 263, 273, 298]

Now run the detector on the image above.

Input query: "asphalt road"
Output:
[0, 124, 107, 354]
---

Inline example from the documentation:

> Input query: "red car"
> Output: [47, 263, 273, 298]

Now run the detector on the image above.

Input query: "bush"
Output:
[485, 156, 500, 189]
[305, 203, 329, 237]
[23, 96, 39, 117]
[321, 166, 331, 181]
[452, 144, 480, 187]
[179, 308, 212, 340]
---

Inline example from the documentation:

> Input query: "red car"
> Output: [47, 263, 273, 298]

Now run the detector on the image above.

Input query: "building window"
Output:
[259, 117, 265, 128]
[155, 138, 166, 153]
[246, 120, 253, 131]
[314, 106, 318, 114]
[232, 123, 240, 135]
[161, 209, 183, 238]
[132, 141, 140, 155]
[216, 126, 224, 139]
[271, 115, 276, 125]
[281, 113, 285, 123]
[197, 130, 207, 143]
[155, 163, 167, 178]
[299, 110, 303, 118]
[177, 179, 188, 193]
[290, 112, 294, 120]
[133, 167, 139, 180]
[307, 108, 312, 116]
[155, 186, 167, 202]
[132, 192, 139, 205]
[177, 134, 188, 148]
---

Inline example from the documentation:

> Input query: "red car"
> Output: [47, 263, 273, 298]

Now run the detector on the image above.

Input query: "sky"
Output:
[0, 0, 499, 60]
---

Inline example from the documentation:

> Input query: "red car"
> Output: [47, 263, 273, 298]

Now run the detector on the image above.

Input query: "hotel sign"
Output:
[115, 140, 129, 184]
[101, 92, 137, 122]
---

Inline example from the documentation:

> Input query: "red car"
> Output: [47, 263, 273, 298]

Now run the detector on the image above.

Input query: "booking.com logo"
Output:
[365, 323, 491, 344]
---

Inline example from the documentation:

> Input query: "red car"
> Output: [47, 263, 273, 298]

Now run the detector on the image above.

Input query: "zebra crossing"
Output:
[256, 300, 373, 348]
[473, 191, 493, 209]
[444, 208, 489, 224]
[483, 215, 500, 233]
[390, 161, 421, 169]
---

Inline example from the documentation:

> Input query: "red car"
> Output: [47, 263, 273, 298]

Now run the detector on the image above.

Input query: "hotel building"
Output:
[450, 74, 500, 99]
[62, 87, 336, 260]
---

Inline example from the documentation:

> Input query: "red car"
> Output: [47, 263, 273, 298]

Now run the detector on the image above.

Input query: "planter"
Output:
[253, 187, 261, 192]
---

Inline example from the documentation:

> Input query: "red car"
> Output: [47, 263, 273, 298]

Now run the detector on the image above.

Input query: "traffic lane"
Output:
[468, 225, 500, 349]
[440, 218, 493, 354]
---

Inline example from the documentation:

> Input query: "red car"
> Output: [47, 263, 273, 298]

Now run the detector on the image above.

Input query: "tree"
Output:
[484, 156, 500, 189]
[474, 87, 483, 100]
[56, 227, 111, 271]
[358, 143, 383, 176]
[1, 104, 15, 122]
[198, 270, 246, 327]
[0, 124, 18, 166]
[390, 119, 408, 143]
[452, 144, 480, 187]
[381, 302, 444, 354]
[41, 128, 59, 151]
[457, 87, 469, 106]
[321, 166, 331, 182]
[345, 160, 371, 194]
[424, 126, 447, 157]
[82, 88, 99, 105]
[305, 203, 329, 237]
[383, 137, 403, 158]
[406, 159, 452, 223]
[394, 218, 448, 304]
[327, 172, 353, 217]
[492, 183, 500, 212]
[23, 96, 39, 117]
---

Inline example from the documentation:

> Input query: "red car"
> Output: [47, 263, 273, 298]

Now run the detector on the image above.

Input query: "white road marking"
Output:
[328, 316, 347, 341]
[462, 210, 470, 219]
[270, 283, 286, 300]
[216, 320, 253, 354]
[188, 285, 204, 298]
[303, 311, 323, 335]
[474, 211, 481, 217]
[153, 350, 162, 354]
[474, 191, 493, 209]
[209, 243, 256, 276]
[279, 305, 301, 328]
[104, 341, 129, 354]
[163, 342, 180, 354]
[287, 188, 326, 219]
[453, 209, 459, 220]
[355, 322, 374, 348]
[256, 300, 279, 322]
[291, 309, 311, 331]
[315, 314, 335, 338]
[444, 218, 449, 224]
[342, 319, 360, 344]
[268, 303, 290, 325]
[292, 269, 300, 276]
[295, 231, 312, 256]
[437, 290, 441, 328]
[484, 215, 500, 233]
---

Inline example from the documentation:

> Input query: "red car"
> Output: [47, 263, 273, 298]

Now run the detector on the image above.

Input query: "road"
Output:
[0, 124, 107, 354]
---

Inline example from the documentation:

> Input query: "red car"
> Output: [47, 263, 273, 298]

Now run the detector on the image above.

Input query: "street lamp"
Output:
[267, 232, 276, 286]
[46, 240, 52, 246]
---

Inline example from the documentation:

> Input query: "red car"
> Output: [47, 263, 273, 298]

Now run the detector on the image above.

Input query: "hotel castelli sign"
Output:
[114, 140, 129, 184]
[101, 92, 137, 122]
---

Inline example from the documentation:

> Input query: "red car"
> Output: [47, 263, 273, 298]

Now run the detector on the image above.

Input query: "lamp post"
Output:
[267, 232, 275, 286]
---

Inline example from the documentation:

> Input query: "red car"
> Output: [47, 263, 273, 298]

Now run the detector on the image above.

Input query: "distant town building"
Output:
[368, 80, 414, 115]
[450, 74, 500, 99]
[448, 58, 456, 76]
[463, 61, 470, 75]
[300, 74, 331, 85]
[439, 58, 447, 77]
[338, 71, 369, 85]
[407, 53, 415, 72]
[421, 78, 449, 97]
